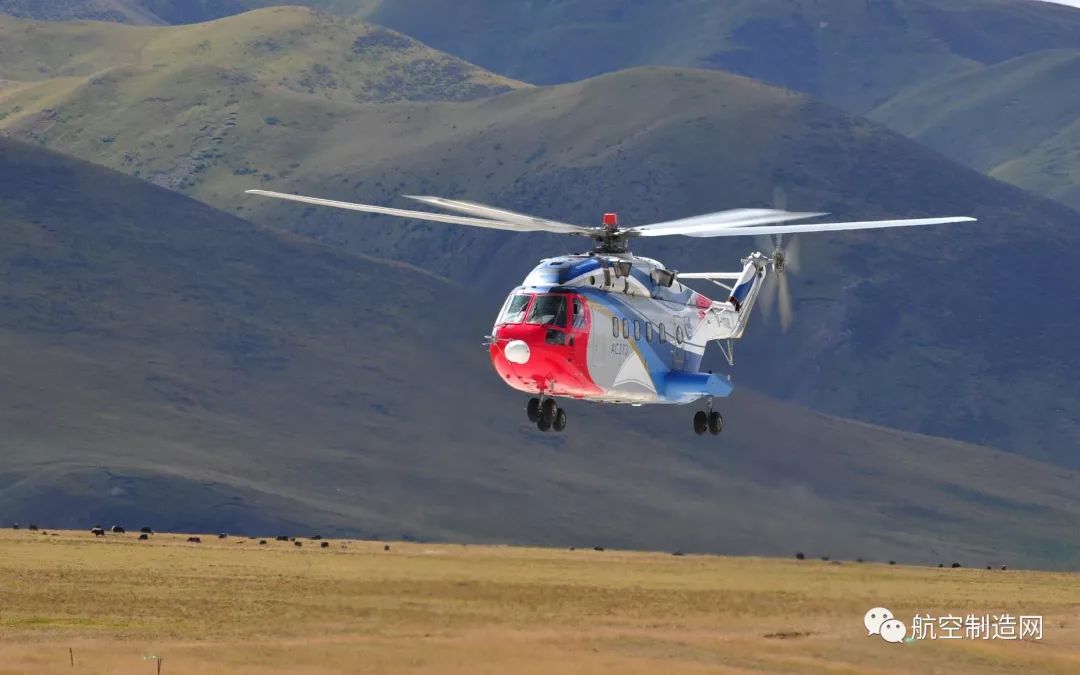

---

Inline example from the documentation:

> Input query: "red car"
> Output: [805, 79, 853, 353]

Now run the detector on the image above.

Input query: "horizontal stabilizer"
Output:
[663, 372, 733, 403]
[677, 272, 744, 280]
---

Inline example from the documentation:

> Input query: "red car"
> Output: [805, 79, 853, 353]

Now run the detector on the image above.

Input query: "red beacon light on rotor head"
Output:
[602, 212, 619, 230]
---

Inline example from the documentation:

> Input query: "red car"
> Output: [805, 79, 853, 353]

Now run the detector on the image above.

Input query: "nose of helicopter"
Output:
[503, 339, 531, 364]
[490, 323, 597, 397]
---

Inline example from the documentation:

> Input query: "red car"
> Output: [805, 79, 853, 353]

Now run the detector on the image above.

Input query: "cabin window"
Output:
[498, 294, 531, 324]
[572, 298, 587, 329]
[622, 319, 630, 339]
[633, 320, 641, 340]
[659, 324, 667, 343]
[612, 316, 620, 337]
[645, 323, 653, 342]
[526, 294, 567, 327]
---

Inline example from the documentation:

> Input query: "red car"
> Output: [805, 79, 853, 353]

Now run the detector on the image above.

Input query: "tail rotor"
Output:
[758, 187, 800, 332]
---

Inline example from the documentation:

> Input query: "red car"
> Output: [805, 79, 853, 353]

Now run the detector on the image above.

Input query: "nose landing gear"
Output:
[693, 400, 723, 436]
[527, 396, 567, 433]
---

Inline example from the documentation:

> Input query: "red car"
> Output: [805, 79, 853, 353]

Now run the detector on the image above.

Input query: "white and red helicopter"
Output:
[247, 189, 974, 435]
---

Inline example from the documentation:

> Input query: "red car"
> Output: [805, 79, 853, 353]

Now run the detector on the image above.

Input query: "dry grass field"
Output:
[0, 529, 1078, 674]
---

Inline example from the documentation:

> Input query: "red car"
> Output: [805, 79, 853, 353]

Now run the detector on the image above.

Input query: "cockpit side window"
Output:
[572, 297, 587, 329]
[498, 294, 531, 325]
[526, 294, 568, 327]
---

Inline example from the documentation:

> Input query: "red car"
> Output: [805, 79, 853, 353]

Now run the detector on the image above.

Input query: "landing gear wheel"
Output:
[553, 408, 567, 433]
[536, 415, 552, 432]
[708, 411, 724, 435]
[540, 399, 558, 426]
[526, 397, 541, 422]
[693, 411, 708, 435]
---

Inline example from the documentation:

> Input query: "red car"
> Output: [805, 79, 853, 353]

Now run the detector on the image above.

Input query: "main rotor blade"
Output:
[629, 208, 826, 235]
[246, 190, 598, 235]
[404, 195, 587, 234]
[637, 215, 976, 238]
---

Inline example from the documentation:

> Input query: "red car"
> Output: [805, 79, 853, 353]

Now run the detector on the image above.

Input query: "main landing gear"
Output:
[527, 397, 567, 433]
[693, 401, 723, 436]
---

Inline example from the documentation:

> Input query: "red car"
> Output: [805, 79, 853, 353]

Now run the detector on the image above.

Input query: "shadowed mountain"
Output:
[363, 0, 1080, 110]
[0, 0, 164, 24]
[362, 0, 1080, 210]
[2, 138, 1080, 568]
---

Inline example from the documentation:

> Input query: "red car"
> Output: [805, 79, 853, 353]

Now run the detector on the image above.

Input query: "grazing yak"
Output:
[91, 526, 105, 537]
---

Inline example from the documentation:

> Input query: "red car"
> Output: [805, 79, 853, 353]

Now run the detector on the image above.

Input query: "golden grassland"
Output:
[0, 529, 1078, 673]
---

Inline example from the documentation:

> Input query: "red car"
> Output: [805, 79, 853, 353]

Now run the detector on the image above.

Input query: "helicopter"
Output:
[246, 188, 974, 435]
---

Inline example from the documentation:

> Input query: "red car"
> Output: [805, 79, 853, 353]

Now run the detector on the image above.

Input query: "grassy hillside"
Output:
[3, 138, 1080, 567]
[869, 49, 1080, 210]
[0, 7, 522, 191]
[2, 530, 1079, 673]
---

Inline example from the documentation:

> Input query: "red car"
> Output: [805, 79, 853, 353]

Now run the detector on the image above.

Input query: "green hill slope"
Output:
[3, 138, 1080, 568]
[869, 49, 1080, 210]
[0, 7, 521, 191]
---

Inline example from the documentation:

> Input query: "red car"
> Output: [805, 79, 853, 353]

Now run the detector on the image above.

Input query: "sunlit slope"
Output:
[0, 8, 521, 194]
[870, 49, 1080, 210]
[3, 139, 1080, 567]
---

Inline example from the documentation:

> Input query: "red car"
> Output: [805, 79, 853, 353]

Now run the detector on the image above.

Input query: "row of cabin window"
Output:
[612, 316, 684, 344]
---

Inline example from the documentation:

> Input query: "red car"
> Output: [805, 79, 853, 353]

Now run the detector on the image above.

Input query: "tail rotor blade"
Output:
[778, 273, 794, 332]
[772, 185, 787, 212]
[785, 235, 801, 274]
[758, 271, 776, 323]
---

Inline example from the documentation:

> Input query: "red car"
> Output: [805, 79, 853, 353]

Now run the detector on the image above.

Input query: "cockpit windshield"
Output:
[498, 294, 531, 324]
[526, 294, 567, 327]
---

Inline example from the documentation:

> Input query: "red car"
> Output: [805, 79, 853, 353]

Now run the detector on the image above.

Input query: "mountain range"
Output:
[4, 16, 1076, 462]
[3, 136, 1080, 568]
[0, 4, 1078, 564]
[10, 0, 1072, 210]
